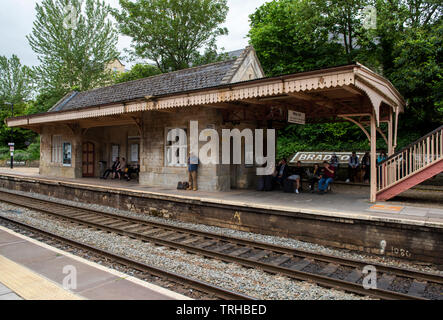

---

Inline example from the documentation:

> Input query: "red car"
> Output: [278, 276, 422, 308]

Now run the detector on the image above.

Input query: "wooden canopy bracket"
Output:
[65, 123, 80, 135]
[81, 128, 90, 136]
[130, 116, 143, 136]
[338, 114, 371, 142]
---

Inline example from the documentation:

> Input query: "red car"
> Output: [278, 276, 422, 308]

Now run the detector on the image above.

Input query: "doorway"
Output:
[82, 142, 95, 177]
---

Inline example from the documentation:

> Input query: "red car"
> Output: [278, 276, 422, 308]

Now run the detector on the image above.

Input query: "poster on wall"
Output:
[63, 142, 72, 166]
[131, 144, 139, 162]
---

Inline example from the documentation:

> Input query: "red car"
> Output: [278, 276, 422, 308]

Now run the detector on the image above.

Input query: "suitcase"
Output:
[283, 179, 295, 193]
[264, 175, 273, 191]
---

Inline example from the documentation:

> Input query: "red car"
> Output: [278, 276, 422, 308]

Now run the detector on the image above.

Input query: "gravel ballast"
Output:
[0, 200, 370, 300]
[2, 187, 441, 275]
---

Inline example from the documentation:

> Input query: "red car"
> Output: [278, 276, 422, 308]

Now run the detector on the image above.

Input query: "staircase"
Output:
[376, 125, 443, 201]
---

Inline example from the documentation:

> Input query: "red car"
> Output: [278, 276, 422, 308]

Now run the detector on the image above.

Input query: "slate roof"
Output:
[48, 48, 251, 113]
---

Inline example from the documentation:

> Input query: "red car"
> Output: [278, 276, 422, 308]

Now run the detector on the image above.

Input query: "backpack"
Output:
[177, 181, 184, 190]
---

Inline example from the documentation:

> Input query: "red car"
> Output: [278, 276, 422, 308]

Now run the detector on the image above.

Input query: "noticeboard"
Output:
[288, 110, 305, 124]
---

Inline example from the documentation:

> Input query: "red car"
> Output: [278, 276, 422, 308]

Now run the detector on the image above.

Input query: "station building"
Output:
[6, 46, 406, 201]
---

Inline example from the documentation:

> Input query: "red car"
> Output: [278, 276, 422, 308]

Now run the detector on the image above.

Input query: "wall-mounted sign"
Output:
[288, 110, 305, 124]
[290, 151, 369, 164]
[63, 142, 72, 166]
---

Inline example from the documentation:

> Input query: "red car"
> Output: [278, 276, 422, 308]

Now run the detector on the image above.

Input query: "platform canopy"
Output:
[5, 61, 405, 202]
[7, 62, 404, 129]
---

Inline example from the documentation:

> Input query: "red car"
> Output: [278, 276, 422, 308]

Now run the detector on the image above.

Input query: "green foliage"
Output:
[114, 0, 229, 72]
[249, 0, 442, 154]
[0, 55, 38, 149]
[0, 55, 34, 102]
[114, 64, 161, 83]
[390, 22, 443, 130]
[27, 0, 119, 93]
[248, 0, 347, 76]
[0, 139, 40, 161]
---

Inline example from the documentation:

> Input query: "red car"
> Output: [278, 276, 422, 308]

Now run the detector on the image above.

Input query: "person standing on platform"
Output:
[187, 153, 199, 191]
[361, 152, 370, 183]
[377, 150, 387, 164]
[330, 152, 339, 170]
[346, 151, 360, 183]
[330, 152, 339, 179]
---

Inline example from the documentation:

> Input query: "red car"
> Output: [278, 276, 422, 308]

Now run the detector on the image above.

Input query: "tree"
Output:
[248, 0, 442, 154]
[0, 55, 35, 148]
[390, 22, 443, 130]
[114, 64, 162, 83]
[27, 0, 119, 94]
[0, 55, 34, 103]
[248, 0, 347, 76]
[114, 0, 229, 72]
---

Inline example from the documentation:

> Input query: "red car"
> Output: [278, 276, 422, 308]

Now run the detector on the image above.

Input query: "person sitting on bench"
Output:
[318, 161, 335, 194]
[115, 157, 127, 180]
[102, 157, 120, 179]
[273, 158, 289, 188]
[287, 161, 303, 194]
[308, 163, 321, 192]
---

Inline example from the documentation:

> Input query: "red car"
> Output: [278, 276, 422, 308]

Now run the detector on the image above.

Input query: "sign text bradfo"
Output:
[290, 151, 368, 164]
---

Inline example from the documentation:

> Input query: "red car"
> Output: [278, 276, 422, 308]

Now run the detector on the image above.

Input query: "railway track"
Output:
[0, 215, 254, 300]
[1, 189, 442, 300]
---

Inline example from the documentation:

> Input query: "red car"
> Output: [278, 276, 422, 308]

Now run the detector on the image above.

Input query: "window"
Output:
[130, 144, 139, 162]
[51, 135, 62, 163]
[165, 128, 187, 167]
[111, 145, 119, 162]
[63, 142, 72, 166]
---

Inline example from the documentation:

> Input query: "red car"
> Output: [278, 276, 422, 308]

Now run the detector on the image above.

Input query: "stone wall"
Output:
[40, 125, 82, 178]
[139, 107, 230, 191]
[38, 107, 262, 191]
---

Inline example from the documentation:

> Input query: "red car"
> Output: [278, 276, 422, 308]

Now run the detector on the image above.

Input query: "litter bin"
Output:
[99, 161, 107, 177]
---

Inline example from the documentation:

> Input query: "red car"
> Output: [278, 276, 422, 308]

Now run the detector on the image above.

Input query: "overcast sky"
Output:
[0, 0, 269, 68]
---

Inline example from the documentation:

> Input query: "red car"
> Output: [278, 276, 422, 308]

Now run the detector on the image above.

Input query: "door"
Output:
[82, 142, 95, 177]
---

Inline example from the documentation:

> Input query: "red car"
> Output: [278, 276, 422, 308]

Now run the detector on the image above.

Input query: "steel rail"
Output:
[1, 190, 441, 300]
[0, 215, 255, 300]
[1, 189, 441, 285]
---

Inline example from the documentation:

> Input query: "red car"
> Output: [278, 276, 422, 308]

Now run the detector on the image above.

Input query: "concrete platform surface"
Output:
[0, 226, 191, 300]
[0, 168, 441, 228]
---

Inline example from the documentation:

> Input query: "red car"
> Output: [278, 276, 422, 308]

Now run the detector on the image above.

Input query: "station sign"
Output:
[289, 151, 368, 164]
[8, 142, 14, 146]
[288, 110, 305, 125]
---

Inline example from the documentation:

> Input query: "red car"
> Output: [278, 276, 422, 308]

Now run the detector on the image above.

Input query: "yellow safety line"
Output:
[0, 255, 83, 300]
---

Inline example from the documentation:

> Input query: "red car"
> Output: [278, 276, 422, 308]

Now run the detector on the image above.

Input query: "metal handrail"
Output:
[379, 125, 443, 165]
[377, 126, 443, 192]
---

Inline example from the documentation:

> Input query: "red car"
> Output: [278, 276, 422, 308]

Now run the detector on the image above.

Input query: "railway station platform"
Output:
[0, 168, 442, 265]
[0, 225, 190, 300]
